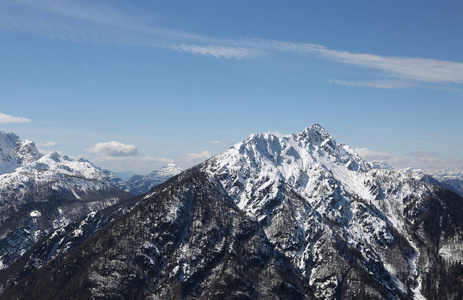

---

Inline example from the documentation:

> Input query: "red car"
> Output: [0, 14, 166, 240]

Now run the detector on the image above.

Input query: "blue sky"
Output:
[1, 0, 463, 174]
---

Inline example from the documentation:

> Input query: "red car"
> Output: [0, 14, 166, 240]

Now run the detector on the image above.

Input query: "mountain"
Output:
[204, 125, 463, 299]
[103, 163, 183, 195]
[124, 163, 183, 195]
[431, 173, 463, 197]
[421, 170, 463, 198]
[399, 167, 463, 198]
[116, 170, 137, 181]
[0, 131, 41, 175]
[100, 168, 133, 193]
[0, 131, 132, 269]
[1, 125, 462, 299]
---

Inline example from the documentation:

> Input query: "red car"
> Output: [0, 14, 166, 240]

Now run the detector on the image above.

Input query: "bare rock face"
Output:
[0, 125, 462, 299]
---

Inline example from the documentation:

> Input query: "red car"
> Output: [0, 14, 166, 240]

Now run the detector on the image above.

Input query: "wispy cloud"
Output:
[175, 151, 213, 169]
[407, 151, 463, 165]
[263, 131, 284, 137]
[407, 140, 445, 146]
[318, 48, 463, 84]
[355, 147, 463, 169]
[327, 124, 408, 133]
[2, 1, 463, 86]
[329, 79, 414, 89]
[183, 151, 212, 160]
[209, 140, 224, 145]
[0, 0, 205, 46]
[37, 141, 56, 147]
[0, 112, 31, 124]
[252, 39, 463, 85]
[172, 44, 263, 60]
[355, 147, 396, 162]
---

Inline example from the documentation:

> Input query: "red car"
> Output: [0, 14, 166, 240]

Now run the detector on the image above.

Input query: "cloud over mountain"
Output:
[86, 141, 138, 157]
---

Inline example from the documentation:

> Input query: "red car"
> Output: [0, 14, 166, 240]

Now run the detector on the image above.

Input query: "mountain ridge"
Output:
[1, 124, 462, 299]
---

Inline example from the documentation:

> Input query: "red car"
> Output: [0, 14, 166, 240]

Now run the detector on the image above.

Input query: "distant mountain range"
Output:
[400, 168, 463, 198]
[108, 163, 183, 195]
[0, 125, 461, 299]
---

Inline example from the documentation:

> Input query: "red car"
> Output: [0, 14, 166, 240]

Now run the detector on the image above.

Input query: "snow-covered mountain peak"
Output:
[0, 131, 20, 149]
[0, 133, 19, 174]
[44, 151, 62, 162]
[370, 160, 396, 170]
[14, 139, 41, 164]
[120, 163, 183, 195]
[0, 131, 42, 175]
[206, 124, 377, 221]
[297, 123, 332, 145]
[20, 151, 105, 181]
[211, 124, 370, 179]
[157, 163, 182, 177]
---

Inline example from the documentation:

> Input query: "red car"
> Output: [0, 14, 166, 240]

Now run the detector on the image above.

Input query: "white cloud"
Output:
[355, 147, 396, 162]
[0, 112, 31, 124]
[183, 151, 212, 160]
[329, 79, 414, 89]
[86, 141, 138, 157]
[209, 140, 224, 145]
[37, 141, 56, 147]
[172, 44, 263, 59]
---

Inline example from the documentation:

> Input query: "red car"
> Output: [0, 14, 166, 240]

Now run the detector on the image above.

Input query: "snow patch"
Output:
[30, 210, 41, 217]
